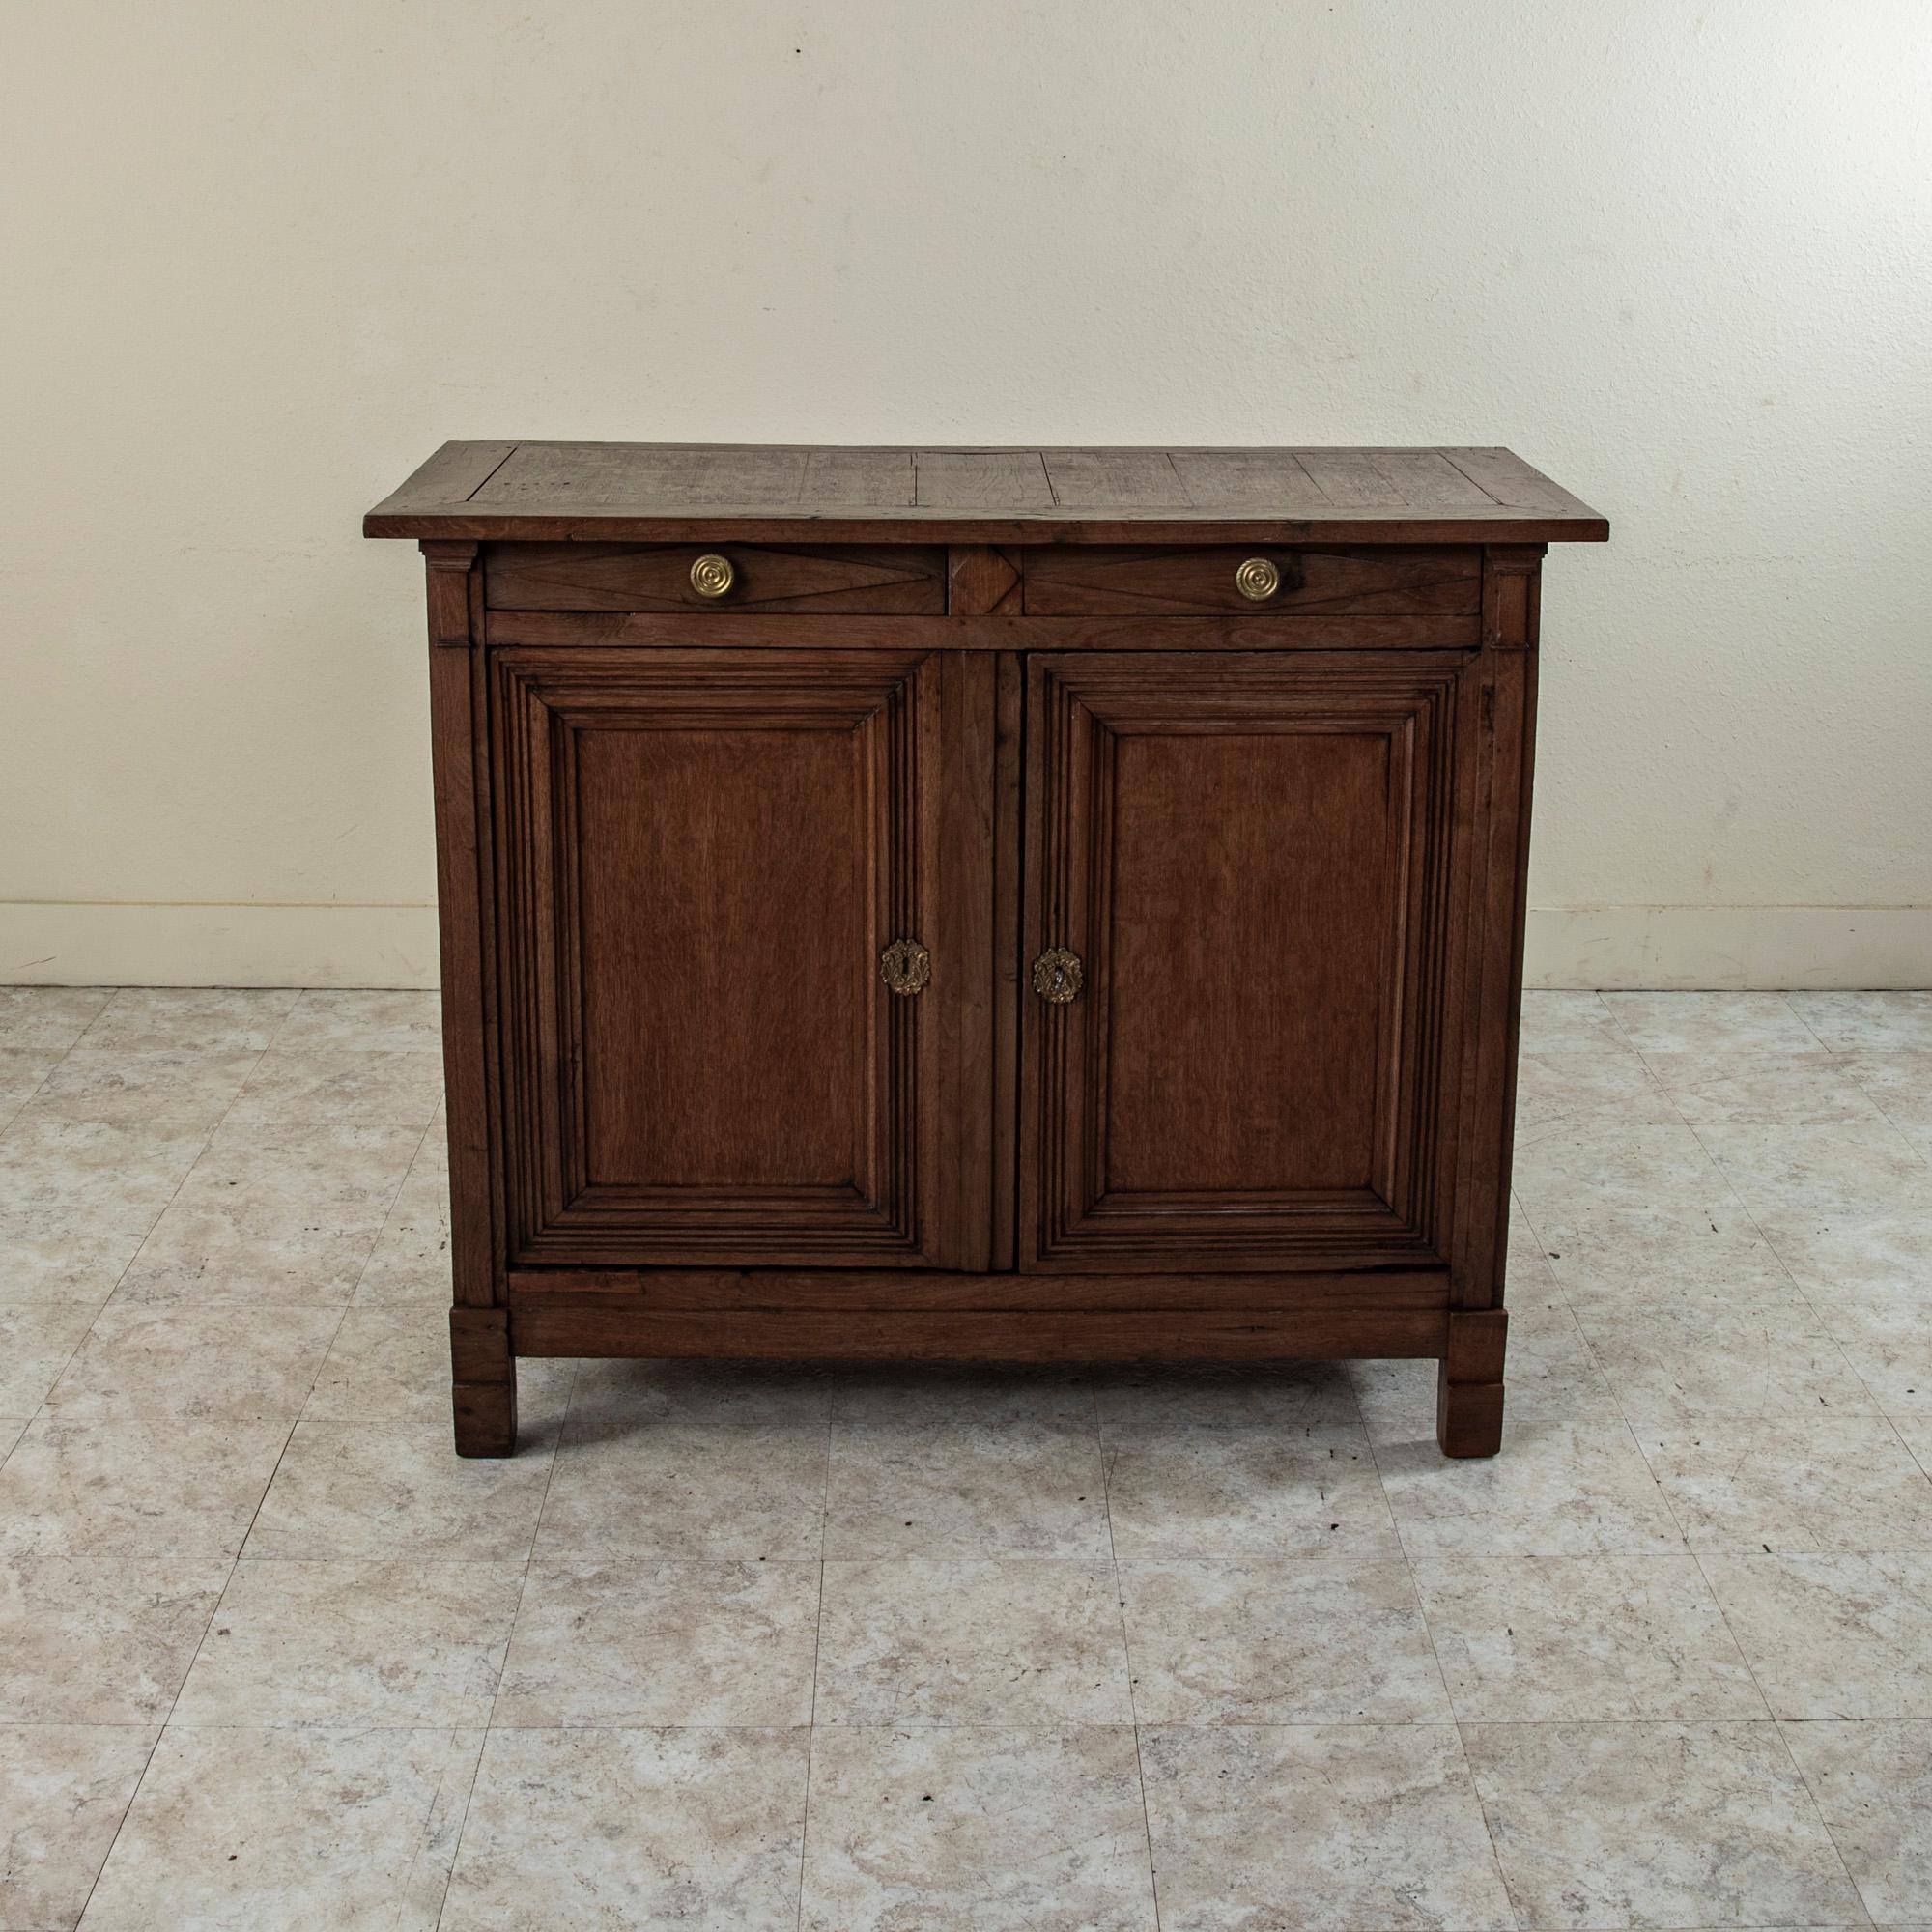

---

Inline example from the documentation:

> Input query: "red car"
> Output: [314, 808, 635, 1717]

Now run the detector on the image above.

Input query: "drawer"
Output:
[483, 542, 947, 613]
[1019, 545, 1482, 616]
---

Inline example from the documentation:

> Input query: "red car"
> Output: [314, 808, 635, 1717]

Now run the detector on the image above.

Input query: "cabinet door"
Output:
[494, 646, 995, 1269]
[1020, 651, 1478, 1272]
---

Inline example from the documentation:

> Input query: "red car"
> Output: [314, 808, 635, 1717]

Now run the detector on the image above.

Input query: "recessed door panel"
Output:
[1104, 729, 1389, 1194]
[1020, 651, 1474, 1271]
[495, 645, 994, 1268]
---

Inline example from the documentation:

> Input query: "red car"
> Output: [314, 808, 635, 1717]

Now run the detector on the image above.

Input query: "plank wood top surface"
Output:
[365, 443, 1607, 546]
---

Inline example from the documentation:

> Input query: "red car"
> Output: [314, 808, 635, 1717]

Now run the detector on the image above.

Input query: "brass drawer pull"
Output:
[1235, 555, 1281, 601]
[1032, 947, 1084, 1004]
[690, 553, 736, 599]
[879, 938, 931, 996]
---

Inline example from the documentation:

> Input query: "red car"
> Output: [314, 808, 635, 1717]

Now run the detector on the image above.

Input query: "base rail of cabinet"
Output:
[501, 1264, 1452, 1313]
[505, 1298, 1452, 1364]
[453, 1290, 1507, 1460]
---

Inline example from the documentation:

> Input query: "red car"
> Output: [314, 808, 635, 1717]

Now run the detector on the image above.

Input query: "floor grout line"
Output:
[1098, 1381, 1166, 1932]
[426, 1348, 582, 1928]
[792, 1390, 836, 1932]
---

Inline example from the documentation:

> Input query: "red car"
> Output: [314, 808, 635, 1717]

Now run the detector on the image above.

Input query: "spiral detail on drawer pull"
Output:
[1235, 555, 1281, 601]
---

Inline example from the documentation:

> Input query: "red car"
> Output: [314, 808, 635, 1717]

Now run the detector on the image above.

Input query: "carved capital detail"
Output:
[1481, 544, 1544, 651]
[422, 542, 479, 648]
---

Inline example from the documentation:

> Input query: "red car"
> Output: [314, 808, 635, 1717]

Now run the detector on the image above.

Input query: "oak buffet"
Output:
[364, 443, 1607, 1459]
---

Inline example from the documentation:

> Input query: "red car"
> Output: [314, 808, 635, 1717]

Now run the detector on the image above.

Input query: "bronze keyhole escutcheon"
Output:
[1032, 947, 1084, 1004]
[879, 938, 932, 996]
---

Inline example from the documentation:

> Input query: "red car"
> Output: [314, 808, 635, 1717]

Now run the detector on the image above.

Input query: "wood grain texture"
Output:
[1020, 546, 1481, 617]
[947, 546, 1023, 616]
[420, 544, 498, 1330]
[365, 443, 1608, 545]
[1019, 651, 1476, 1274]
[449, 1306, 515, 1458]
[505, 1264, 1450, 1314]
[485, 542, 945, 613]
[373, 447, 1596, 1457]
[483, 610, 1482, 653]
[510, 1300, 1449, 1364]
[490, 645, 995, 1269]
[1437, 1307, 1509, 1457]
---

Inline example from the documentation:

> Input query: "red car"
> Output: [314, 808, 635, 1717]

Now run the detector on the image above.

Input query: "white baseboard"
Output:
[0, 903, 441, 989]
[1523, 905, 1932, 989]
[2, 900, 1927, 991]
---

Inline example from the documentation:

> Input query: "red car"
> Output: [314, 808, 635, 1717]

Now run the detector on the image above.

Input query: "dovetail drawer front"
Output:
[1020, 545, 1484, 617]
[483, 542, 948, 613]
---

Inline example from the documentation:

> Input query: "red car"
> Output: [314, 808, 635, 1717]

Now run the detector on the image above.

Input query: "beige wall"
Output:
[4, 1, 1928, 988]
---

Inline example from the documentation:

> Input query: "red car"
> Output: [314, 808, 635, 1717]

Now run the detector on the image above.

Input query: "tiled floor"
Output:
[0, 986, 1929, 1929]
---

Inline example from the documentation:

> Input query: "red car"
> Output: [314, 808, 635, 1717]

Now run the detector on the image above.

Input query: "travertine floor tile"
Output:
[0, 1296, 97, 1413]
[217, 1048, 443, 1136]
[245, 1416, 554, 1561]
[536, 1364, 829, 1560]
[802, 1724, 1155, 1932]
[1096, 1367, 1401, 1560]
[0, 1414, 291, 1562]
[45, 1301, 340, 1422]
[1121, 1558, 1451, 1723]
[1840, 1051, 1932, 1127]
[1701, 1552, 1932, 1719]
[0, 1046, 60, 1129]
[496, 1559, 820, 1728]
[1638, 1413, 1932, 1551]
[1813, 1293, 1932, 1416]
[0, 1556, 225, 1723]
[442, 1727, 808, 1932]
[1603, 991, 1824, 1055]
[0, 1117, 220, 1303]
[1412, 1554, 1766, 1721]
[0, 1723, 156, 1932]
[272, 989, 442, 1054]
[1528, 1208, 1810, 1315]
[1645, 1050, 1889, 1126]
[1513, 1121, 1742, 1217]
[76, 986, 298, 1054]
[1376, 1417, 1684, 1558]
[1788, 991, 1932, 1054]
[815, 1556, 1132, 1726]
[1781, 1719, 1932, 1923]
[0, 986, 114, 1050]
[1699, 1121, 1932, 1221]
[23, 1048, 261, 1134]
[77, 1724, 482, 1932]
[349, 1124, 451, 1306]
[171, 1557, 522, 1727]
[0, 1415, 28, 1463]
[1752, 1210, 1932, 1305]
[1140, 1722, 1513, 1930]
[1512, 1047, 1680, 1145]
[1574, 1302, 1876, 1430]
[825, 1374, 1108, 1557]
[114, 1142, 419, 1307]
[1517, 992, 1630, 1053]
[1898, 1415, 1932, 1483]
[1463, 1720, 1861, 1929]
